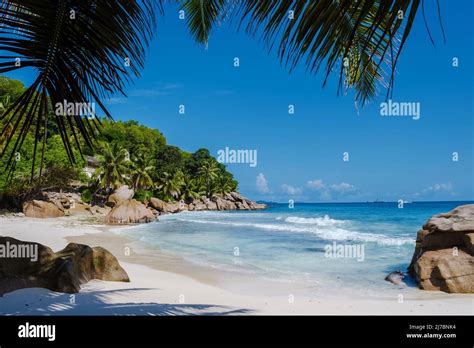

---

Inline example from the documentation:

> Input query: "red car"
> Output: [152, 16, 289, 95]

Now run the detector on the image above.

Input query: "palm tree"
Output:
[93, 142, 130, 193]
[156, 171, 183, 202]
[214, 174, 235, 197]
[0, 0, 158, 178]
[130, 153, 154, 190]
[180, 173, 202, 203]
[0, 0, 442, 177]
[198, 159, 219, 198]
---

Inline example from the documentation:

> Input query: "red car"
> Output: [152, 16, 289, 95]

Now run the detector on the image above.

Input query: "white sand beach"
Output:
[0, 215, 472, 315]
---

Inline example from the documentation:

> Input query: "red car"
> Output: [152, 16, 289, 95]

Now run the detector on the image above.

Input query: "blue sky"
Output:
[6, 1, 474, 202]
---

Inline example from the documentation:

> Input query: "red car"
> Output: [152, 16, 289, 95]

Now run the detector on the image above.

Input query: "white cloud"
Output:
[428, 183, 453, 192]
[415, 183, 454, 197]
[256, 173, 269, 194]
[330, 182, 356, 193]
[281, 184, 302, 195]
[307, 179, 326, 190]
[306, 179, 357, 199]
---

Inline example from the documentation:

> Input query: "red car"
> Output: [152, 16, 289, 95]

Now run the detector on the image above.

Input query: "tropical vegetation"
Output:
[0, 76, 238, 208]
[0, 0, 444, 180]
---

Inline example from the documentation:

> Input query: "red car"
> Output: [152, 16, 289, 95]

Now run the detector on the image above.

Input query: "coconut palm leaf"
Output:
[0, 0, 158, 179]
[178, 0, 444, 105]
[130, 152, 155, 190]
[180, 0, 226, 45]
[93, 141, 130, 192]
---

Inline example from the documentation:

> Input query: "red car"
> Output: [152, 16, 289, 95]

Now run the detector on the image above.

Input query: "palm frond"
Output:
[237, 0, 422, 106]
[0, 0, 159, 179]
[179, 0, 427, 105]
[180, 0, 226, 45]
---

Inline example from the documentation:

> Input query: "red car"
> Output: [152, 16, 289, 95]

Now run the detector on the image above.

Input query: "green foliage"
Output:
[95, 120, 166, 158]
[0, 76, 239, 204]
[0, 76, 24, 111]
[80, 188, 92, 204]
[198, 158, 220, 198]
[0, 0, 157, 175]
[134, 189, 153, 203]
[156, 171, 183, 202]
[0, 165, 82, 210]
[130, 153, 155, 190]
[92, 142, 130, 192]
[155, 145, 185, 176]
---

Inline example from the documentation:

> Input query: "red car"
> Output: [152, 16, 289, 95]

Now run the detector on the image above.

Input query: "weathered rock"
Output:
[385, 271, 406, 286]
[224, 193, 236, 202]
[193, 201, 207, 211]
[236, 201, 250, 210]
[166, 202, 180, 213]
[147, 192, 265, 213]
[106, 199, 155, 224]
[178, 203, 188, 211]
[0, 237, 129, 295]
[22, 200, 65, 218]
[205, 200, 218, 210]
[68, 202, 90, 216]
[230, 192, 245, 202]
[44, 191, 82, 211]
[149, 197, 166, 211]
[87, 205, 112, 216]
[463, 233, 474, 254]
[408, 204, 474, 293]
[149, 198, 180, 213]
[214, 197, 230, 210]
[107, 185, 134, 207]
[413, 249, 474, 293]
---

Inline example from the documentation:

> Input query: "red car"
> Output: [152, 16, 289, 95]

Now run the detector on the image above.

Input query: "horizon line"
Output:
[258, 200, 474, 205]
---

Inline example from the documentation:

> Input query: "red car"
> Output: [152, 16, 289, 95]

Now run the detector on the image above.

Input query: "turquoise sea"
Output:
[114, 201, 473, 297]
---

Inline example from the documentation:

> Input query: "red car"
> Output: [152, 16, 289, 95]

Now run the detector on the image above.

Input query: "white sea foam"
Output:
[176, 218, 414, 246]
[284, 215, 344, 226]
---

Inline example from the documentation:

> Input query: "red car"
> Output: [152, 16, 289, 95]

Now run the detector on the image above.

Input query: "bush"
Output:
[80, 188, 92, 204]
[134, 189, 153, 203]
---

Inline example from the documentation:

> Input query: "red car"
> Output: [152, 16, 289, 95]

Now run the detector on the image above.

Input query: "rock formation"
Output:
[22, 191, 88, 218]
[20, 188, 264, 224]
[0, 237, 129, 295]
[148, 192, 266, 215]
[106, 185, 135, 207]
[105, 199, 156, 224]
[22, 200, 65, 218]
[408, 204, 474, 293]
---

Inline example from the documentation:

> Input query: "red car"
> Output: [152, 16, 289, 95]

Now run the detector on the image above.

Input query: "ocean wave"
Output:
[284, 215, 344, 226]
[176, 218, 414, 246]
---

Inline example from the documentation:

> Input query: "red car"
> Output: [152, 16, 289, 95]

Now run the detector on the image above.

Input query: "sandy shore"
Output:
[0, 215, 472, 315]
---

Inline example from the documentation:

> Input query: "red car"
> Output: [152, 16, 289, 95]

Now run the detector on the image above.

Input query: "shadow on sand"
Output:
[0, 287, 254, 316]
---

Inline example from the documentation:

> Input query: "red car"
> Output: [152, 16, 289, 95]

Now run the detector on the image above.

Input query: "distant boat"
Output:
[372, 198, 385, 203]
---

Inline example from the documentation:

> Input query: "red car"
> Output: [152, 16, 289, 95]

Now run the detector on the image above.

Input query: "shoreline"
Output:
[0, 214, 472, 315]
